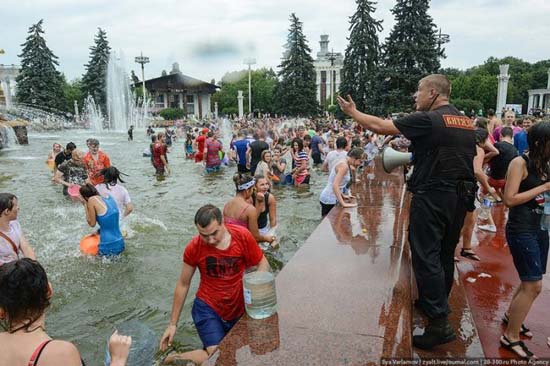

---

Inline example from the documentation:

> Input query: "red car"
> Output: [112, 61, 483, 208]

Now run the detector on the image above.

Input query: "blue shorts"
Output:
[192, 298, 240, 348]
[205, 166, 221, 173]
[506, 230, 549, 281]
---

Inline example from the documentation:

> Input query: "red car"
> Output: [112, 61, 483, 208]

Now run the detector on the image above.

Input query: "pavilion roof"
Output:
[134, 72, 218, 93]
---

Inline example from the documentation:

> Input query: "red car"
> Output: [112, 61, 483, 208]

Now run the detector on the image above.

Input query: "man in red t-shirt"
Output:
[152, 132, 170, 176]
[159, 204, 269, 364]
[194, 128, 208, 163]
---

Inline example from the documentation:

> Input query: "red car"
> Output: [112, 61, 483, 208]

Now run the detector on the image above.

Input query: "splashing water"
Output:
[83, 95, 105, 132]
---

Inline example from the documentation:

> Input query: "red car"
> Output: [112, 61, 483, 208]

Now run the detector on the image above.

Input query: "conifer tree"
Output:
[339, 0, 383, 115]
[82, 28, 111, 114]
[276, 13, 319, 117]
[16, 20, 65, 110]
[378, 0, 443, 113]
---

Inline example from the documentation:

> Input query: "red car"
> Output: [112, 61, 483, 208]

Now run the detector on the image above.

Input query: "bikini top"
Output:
[223, 203, 250, 229]
[28, 340, 86, 366]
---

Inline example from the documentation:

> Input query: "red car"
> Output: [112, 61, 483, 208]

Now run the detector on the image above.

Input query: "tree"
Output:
[378, 0, 443, 113]
[61, 75, 83, 113]
[211, 68, 279, 115]
[275, 13, 319, 117]
[81, 28, 111, 114]
[15, 20, 65, 110]
[338, 0, 383, 116]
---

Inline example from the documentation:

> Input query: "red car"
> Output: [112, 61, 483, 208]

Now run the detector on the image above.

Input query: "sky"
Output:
[1, 0, 550, 85]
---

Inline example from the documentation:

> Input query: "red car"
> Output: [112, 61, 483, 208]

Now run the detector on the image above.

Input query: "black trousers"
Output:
[409, 189, 469, 320]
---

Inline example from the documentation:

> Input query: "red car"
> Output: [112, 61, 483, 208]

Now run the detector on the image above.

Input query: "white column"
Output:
[495, 64, 510, 118]
[237, 90, 244, 118]
[214, 102, 219, 118]
[194, 93, 199, 118]
[202, 93, 211, 118]
[316, 70, 321, 102]
[179, 93, 183, 109]
[164, 93, 168, 108]
[528, 94, 534, 114]
[541, 94, 546, 109]
[547, 68, 550, 90]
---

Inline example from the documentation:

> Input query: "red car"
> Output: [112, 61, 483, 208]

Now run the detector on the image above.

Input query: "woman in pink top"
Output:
[223, 173, 276, 245]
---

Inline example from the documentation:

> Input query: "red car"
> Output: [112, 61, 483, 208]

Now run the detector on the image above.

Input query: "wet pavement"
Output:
[204, 159, 550, 365]
[205, 160, 412, 365]
[455, 203, 550, 358]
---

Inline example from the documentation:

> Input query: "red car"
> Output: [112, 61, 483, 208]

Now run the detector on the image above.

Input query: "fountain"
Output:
[106, 51, 150, 131]
[83, 95, 105, 132]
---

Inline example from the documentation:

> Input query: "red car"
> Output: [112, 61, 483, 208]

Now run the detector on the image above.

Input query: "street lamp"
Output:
[327, 49, 338, 108]
[243, 57, 256, 116]
[134, 52, 150, 101]
[436, 28, 450, 59]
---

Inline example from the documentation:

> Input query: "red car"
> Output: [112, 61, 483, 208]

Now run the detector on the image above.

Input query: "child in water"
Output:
[185, 134, 195, 159]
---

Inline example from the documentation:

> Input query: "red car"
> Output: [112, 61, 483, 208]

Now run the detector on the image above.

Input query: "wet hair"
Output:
[0, 258, 50, 331]
[487, 109, 495, 117]
[151, 135, 157, 143]
[336, 136, 348, 149]
[207, 131, 214, 138]
[233, 172, 254, 192]
[100, 166, 126, 187]
[254, 174, 267, 184]
[88, 138, 100, 147]
[66, 142, 76, 151]
[347, 147, 365, 160]
[419, 74, 451, 98]
[351, 138, 362, 148]
[501, 126, 513, 139]
[303, 134, 311, 142]
[157, 132, 165, 140]
[261, 150, 271, 162]
[527, 121, 550, 179]
[475, 117, 488, 130]
[194, 204, 222, 227]
[292, 138, 304, 151]
[475, 128, 489, 146]
[79, 183, 99, 200]
[0, 193, 17, 214]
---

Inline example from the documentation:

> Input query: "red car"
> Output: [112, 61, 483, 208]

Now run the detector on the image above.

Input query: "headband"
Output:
[237, 179, 256, 191]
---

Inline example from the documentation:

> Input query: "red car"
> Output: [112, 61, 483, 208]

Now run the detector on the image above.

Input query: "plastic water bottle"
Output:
[540, 192, 550, 231]
[478, 198, 493, 221]
[104, 320, 157, 366]
[243, 270, 277, 320]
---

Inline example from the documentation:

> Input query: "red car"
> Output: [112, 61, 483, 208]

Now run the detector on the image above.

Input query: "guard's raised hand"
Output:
[337, 95, 357, 116]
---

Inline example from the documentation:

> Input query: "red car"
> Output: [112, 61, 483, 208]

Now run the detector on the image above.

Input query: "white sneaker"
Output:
[478, 224, 497, 233]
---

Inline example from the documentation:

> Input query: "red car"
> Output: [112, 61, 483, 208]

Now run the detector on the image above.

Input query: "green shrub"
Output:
[159, 108, 185, 120]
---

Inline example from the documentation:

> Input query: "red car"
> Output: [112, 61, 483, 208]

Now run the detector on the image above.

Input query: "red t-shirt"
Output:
[183, 224, 263, 320]
[152, 142, 167, 168]
[196, 135, 207, 154]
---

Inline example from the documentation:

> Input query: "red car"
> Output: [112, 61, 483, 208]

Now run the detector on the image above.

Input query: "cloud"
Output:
[0, 0, 549, 85]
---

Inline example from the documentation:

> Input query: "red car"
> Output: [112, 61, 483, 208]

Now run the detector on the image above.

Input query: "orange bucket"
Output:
[80, 234, 99, 255]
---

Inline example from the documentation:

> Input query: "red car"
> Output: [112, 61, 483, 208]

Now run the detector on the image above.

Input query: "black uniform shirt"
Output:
[394, 104, 476, 192]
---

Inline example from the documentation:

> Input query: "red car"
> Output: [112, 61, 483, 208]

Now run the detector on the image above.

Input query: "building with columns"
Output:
[135, 65, 217, 119]
[313, 35, 343, 110]
[0, 64, 20, 108]
[527, 69, 550, 115]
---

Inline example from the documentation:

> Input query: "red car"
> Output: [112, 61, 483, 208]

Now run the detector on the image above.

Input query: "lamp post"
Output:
[436, 28, 450, 60]
[243, 57, 256, 116]
[327, 49, 338, 109]
[134, 52, 150, 101]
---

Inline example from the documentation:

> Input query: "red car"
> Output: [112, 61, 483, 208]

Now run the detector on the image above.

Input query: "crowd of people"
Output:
[1, 72, 550, 363]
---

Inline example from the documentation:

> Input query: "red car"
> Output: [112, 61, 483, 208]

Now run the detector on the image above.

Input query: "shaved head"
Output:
[419, 74, 451, 99]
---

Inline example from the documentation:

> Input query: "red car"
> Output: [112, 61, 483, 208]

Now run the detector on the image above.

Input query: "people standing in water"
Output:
[159, 205, 270, 365]
[255, 150, 274, 184]
[500, 122, 550, 359]
[46, 143, 62, 173]
[54, 142, 76, 170]
[271, 146, 287, 185]
[97, 167, 133, 233]
[54, 150, 88, 196]
[0, 258, 132, 366]
[205, 131, 223, 173]
[253, 175, 278, 248]
[152, 132, 170, 177]
[291, 138, 310, 186]
[79, 183, 125, 256]
[0, 193, 36, 265]
[322, 136, 348, 173]
[83, 139, 111, 186]
[185, 134, 195, 159]
[127, 125, 134, 141]
[247, 131, 269, 175]
[223, 174, 277, 246]
[319, 148, 363, 216]
[194, 128, 208, 163]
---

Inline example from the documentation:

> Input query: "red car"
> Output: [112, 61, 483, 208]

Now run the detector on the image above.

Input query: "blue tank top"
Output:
[96, 196, 125, 255]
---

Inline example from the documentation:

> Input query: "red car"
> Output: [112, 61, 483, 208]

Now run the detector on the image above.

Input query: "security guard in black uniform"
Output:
[338, 74, 476, 350]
